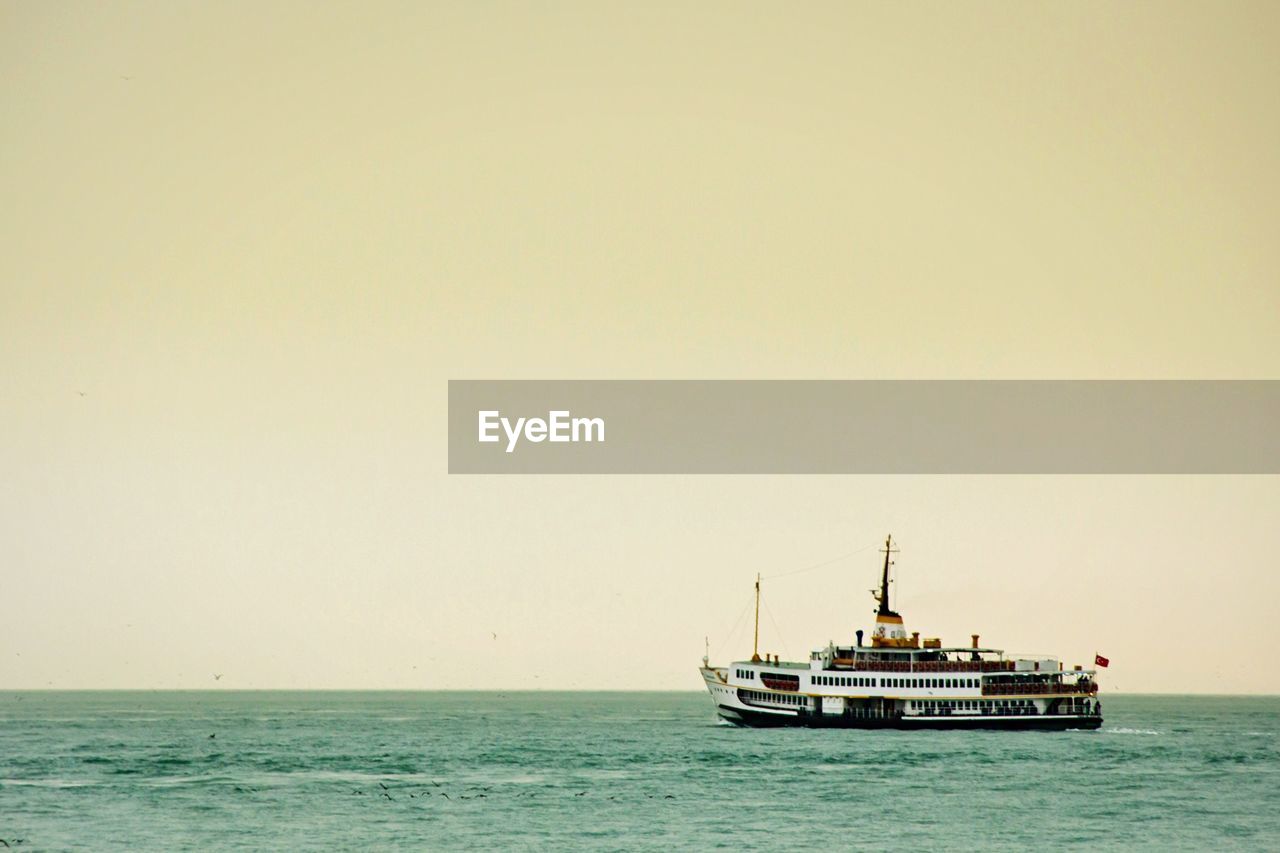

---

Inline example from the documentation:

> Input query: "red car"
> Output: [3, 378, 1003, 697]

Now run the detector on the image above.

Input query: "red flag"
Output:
[1094, 654, 1110, 668]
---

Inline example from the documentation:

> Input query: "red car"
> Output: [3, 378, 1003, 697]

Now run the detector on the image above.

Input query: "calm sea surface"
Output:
[1, 692, 1277, 850]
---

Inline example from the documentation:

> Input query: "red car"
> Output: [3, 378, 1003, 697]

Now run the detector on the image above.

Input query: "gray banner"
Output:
[447, 381, 1280, 474]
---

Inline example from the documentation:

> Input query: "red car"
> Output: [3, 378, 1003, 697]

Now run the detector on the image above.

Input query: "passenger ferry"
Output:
[700, 536, 1102, 729]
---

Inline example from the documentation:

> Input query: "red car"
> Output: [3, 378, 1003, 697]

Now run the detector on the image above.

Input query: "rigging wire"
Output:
[712, 539, 882, 661]
[761, 541, 879, 581]
[710, 592, 754, 661]
[761, 596, 790, 661]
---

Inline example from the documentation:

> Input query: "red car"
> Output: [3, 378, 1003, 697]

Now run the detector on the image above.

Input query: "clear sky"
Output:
[2, 1, 1277, 692]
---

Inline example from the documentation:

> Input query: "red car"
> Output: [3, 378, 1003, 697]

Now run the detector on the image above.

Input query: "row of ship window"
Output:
[734, 669, 756, 680]
[743, 692, 1036, 713]
[812, 675, 979, 690]
[741, 689, 804, 706]
[909, 699, 1031, 710]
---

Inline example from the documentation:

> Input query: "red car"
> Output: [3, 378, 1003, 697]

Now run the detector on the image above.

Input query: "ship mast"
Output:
[751, 573, 762, 662]
[876, 534, 899, 617]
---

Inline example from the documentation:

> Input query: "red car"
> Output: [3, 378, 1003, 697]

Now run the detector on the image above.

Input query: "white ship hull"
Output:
[700, 666, 1102, 730]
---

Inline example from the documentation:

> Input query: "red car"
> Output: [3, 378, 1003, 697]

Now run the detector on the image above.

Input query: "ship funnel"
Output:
[972, 634, 980, 649]
[856, 629, 864, 647]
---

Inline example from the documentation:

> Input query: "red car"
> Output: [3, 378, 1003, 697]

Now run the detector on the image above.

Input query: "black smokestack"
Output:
[856, 629, 864, 647]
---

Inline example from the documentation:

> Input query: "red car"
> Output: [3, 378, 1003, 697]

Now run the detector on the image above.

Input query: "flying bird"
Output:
[213, 674, 223, 681]
[491, 632, 497, 640]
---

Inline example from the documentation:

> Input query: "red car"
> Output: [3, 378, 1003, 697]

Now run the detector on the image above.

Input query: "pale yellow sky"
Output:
[2, 2, 1277, 692]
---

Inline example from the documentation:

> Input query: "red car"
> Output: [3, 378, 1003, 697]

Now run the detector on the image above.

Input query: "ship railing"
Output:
[829, 659, 1017, 673]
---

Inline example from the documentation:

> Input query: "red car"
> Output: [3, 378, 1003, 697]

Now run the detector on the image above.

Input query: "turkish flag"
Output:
[1095, 654, 1110, 668]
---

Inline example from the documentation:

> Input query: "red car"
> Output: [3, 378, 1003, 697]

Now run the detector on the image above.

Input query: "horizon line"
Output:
[2, 688, 1278, 697]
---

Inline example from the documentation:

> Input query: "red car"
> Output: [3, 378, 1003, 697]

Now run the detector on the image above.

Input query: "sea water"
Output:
[1, 692, 1277, 850]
